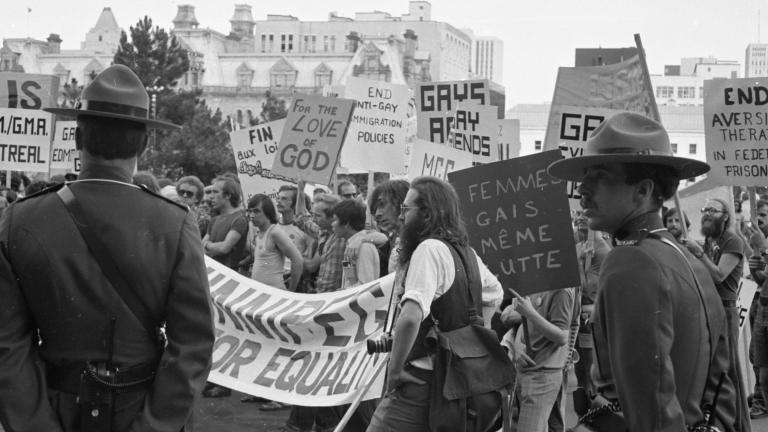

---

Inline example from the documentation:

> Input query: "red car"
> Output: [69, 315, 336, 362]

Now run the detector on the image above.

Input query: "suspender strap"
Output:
[57, 185, 160, 346]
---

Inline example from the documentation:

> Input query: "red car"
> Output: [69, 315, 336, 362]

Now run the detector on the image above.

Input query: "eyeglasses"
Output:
[400, 204, 419, 216]
[178, 190, 196, 198]
[701, 207, 725, 215]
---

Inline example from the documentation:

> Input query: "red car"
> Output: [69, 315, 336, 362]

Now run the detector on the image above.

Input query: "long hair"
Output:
[247, 194, 278, 224]
[399, 177, 468, 266]
[368, 179, 409, 214]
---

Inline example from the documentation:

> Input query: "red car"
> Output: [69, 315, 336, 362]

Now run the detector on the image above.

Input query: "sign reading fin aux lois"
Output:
[271, 95, 355, 185]
[448, 150, 580, 296]
[704, 77, 768, 186]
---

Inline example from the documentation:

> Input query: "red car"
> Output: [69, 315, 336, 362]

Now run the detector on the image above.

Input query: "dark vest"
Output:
[407, 240, 483, 362]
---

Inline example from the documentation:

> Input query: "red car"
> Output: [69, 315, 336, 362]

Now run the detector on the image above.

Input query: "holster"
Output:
[47, 361, 156, 432]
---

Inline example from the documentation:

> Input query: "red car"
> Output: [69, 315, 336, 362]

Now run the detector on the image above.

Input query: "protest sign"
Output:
[205, 257, 393, 406]
[543, 105, 624, 210]
[415, 79, 490, 144]
[550, 55, 654, 118]
[341, 77, 409, 173]
[448, 150, 580, 295]
[739, 277, 758, 392]
[230, 119, 295, 201]
[0, 108, 53, 172]
[703, 77, 768, 186]
[407, 138, 473, 181]
[49, 120, 80, 174]
[272, 95, 355, 185]
[0, 73, 59, 110]
[448, 101, 498, 166]
[496, 119, 521, 161]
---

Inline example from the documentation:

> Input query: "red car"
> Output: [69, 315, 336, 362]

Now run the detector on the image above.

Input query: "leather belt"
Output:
[47, 362, 156, 395]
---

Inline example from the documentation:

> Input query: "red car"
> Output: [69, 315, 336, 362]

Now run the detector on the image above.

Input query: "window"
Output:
[330, 35, 336, 52]
[315, 70, 332, 88]
[656, 86, 674, 98]
[678, 86, 695, 98]
[699, 87, 704, 98]
[261, 34, 266, 53]
[268, 34, 274, 52]
[270, 72, 296, 89]
[281, 34, 286, 53]
[288, 34, 294, 52]
[671, 143, 677, 154]
[311, 35, 317, 53]
[304, 35, 310, 52]
[689, 143, 697, 155]
[534, 140, 542, 151]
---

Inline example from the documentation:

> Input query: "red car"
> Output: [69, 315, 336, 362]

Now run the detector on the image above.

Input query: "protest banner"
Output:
[407, 138, 472, 181]
[415, 79, 490, 144]
[0, 108, 53, 172]
[341, 77, 409, 173]
[49, 120, 80, 174]
[703, 77, 768, 186]
[448, 150, 580, 295]
[543, 105, 625, 210]
[448, 101, 498, 166]
[496, 118, 521, 161]
[0, 73, 59, 110]
[549, 55, 654, 119]
[205, 257, 394, 406]
[272, 95, 355, 185]
[230, 119, 295, 201]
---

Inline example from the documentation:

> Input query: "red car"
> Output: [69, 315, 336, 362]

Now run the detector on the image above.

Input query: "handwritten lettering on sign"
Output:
[704, 77, 768, 185]
[449, 150, 580, 295]
[272, 95, 355, 185]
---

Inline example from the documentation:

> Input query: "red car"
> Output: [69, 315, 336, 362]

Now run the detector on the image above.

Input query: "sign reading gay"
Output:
[272, 95, 355, 185]
[50, 120, 80, 174]
[448, 101, 498, 166]
[230, 119, 295, 201]
[448, 150, 580, 295]
[415, 79, 490, 144]
[704, 77, 768, 185]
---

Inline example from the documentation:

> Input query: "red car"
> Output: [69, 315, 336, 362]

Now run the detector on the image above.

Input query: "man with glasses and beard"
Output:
[367, 176, 503, 432]
[684, 198, 750, 431]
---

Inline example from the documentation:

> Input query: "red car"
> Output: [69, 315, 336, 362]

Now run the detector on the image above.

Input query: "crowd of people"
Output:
[1, 65, 767, 432]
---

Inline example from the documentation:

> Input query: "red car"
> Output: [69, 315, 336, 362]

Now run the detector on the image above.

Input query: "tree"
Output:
[59, 78, 83, 108]
[138, 90, 235, 184]
[113, 16, 189, 89]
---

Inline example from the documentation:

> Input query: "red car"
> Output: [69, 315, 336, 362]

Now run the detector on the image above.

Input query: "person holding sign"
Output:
[367, 176, 507, 432]
[548, 112, 736, 432]
[0, 65, 214, 432]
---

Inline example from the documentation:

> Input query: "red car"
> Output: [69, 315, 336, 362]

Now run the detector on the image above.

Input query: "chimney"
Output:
[46, 33, 62, 54]
[230, 4, 255, 40]
[403, 29, 417, 58]
[173, 5, 199, 29]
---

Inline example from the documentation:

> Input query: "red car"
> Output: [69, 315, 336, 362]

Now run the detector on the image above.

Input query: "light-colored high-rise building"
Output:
[471, 36, 503, 84]
[746, 43, 768, 77]
[651, 56, 739, 106]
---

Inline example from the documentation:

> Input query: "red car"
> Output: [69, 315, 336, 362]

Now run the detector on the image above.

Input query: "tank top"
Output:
[250, 224, 286, 290]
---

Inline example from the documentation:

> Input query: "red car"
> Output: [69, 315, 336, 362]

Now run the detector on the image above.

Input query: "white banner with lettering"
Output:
[206, 257, 393, 405]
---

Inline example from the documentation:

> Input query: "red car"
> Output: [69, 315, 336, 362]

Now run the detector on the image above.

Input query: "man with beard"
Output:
[684, 198, 750, 431]
[547, 112, 735, 431]
[367, 176, 504, 432]
[663, 207, 690, 242]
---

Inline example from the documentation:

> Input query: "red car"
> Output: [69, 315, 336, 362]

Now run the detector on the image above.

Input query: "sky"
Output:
[1, 0, 766, 107]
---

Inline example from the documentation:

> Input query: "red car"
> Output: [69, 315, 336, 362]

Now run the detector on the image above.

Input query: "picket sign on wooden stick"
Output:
[673, 192, 688, 241]
[332, 353, 390, 432]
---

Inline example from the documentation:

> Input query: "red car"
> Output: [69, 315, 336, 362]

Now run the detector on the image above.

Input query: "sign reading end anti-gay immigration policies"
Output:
[704, 77, 768, 185]
[448, 150, 580, 295]
[272, 95, 355, 185]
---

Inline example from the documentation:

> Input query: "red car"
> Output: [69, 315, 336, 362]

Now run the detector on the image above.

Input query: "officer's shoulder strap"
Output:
[16, 182, 65, 203]
[137, 184, 189, 212]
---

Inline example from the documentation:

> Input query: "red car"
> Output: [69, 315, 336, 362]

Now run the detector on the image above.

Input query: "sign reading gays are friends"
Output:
[449, 150, 580, 295]
[272, 95, 355, 185]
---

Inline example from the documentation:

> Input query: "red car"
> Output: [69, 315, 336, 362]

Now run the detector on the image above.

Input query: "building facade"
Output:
[651, 57, 740, 106]
[465, 32, 503, 84]
[746, 43, 768, 77]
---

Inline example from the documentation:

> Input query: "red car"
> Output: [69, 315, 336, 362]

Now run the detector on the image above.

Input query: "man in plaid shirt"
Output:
[295, 193, 346, 294]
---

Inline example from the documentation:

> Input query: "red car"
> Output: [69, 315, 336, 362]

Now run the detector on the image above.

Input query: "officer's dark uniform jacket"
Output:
[0, 163, 214, 432]
[592, 212, 737, 432]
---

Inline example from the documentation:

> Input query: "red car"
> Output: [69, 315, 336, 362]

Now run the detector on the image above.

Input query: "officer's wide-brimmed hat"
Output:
[45, 64, 180, 130]
[547, 111, 709, 181]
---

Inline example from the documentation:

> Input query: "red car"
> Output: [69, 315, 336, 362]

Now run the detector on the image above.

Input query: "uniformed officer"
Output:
[548, 112, 737, 431]
[0, 64, 214, 432]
